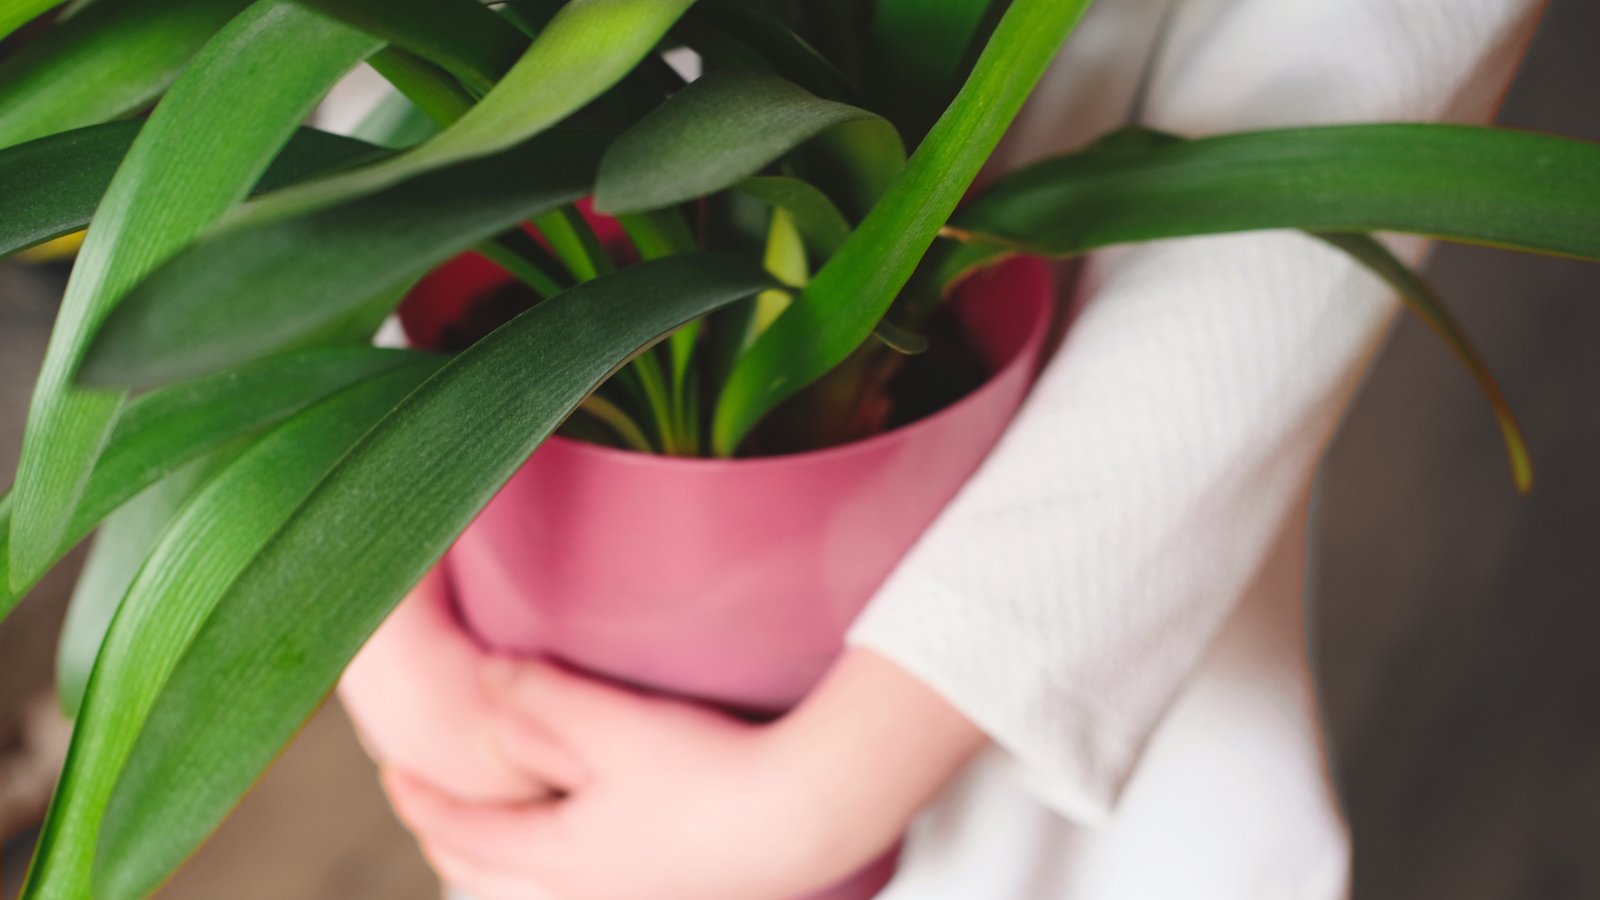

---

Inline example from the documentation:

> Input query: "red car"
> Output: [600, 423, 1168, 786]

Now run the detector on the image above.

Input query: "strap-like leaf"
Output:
[234, 0, 695, 225]
[55, 452, 234, 718]
[939, 124, 1600, 282]
[593, 69, 901, 215]
[711, 0, 1096, 455]
[290, 0, 527, 94]
[0, 0, 252, 150]
[6, 2, 380, 591]
[94, 255, 774, 897]
[23, 362, 438, 900]
[0, 348, 427, 624]
[1316, 233, 1533, 492]
[0, 121, 380, 259]
[681, 0, 857, 102]
[80, 131, 607, 389]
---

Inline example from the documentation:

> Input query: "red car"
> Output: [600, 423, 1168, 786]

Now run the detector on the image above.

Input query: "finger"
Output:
[424, 841, 559, 900]
[483, 705, 592, 792]
[384, 768, 568, 869]
[480, 655, 646, 732]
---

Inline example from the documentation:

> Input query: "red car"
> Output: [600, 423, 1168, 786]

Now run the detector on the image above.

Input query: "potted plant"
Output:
[0, 0, 1595, 896]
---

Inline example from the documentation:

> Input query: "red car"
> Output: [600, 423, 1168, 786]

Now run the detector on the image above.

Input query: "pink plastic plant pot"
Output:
[441, 257, 1054, 899]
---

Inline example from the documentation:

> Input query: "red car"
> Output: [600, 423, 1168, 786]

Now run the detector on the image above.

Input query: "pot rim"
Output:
[541, 258, 1055, 473]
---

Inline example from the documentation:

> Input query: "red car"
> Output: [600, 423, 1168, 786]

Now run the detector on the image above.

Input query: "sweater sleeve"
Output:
[847, 0, 1543, 824]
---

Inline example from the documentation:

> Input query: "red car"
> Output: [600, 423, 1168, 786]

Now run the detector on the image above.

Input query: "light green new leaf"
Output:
[95, 255, 774, 897]
[291, 0, 527, 94]
[81, 131, 607, 389]
[23, 362, 437, 900]
[1317, 232, 1532, 492]
[236, 0, 695, 226]
[594, 69, 901, 215]
[0, 348, 427, 624]
[938, 124, 1600, 281]
[7, 1, 380, 591]
[0, 0, 252, 150]
[712, 0, 1096, 455]
[0, 121, 380, 259]
[0, 0, 65, 43]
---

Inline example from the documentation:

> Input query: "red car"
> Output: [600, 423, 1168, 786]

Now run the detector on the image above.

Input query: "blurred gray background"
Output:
[3, 1, 1598, 897]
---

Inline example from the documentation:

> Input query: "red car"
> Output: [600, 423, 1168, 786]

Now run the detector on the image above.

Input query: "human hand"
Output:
[339, 568, 585, 803]
[384, 648, 986, 900]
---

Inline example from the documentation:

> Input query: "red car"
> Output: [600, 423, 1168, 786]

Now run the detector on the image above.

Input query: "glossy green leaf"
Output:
[0, 0, 65, 43]
[0, 121, 380, 259]
[24, 362, 437, 900]
[712, 0, 1096, 455]
[869, 0, 996, 136]
[0, 348, 427, 624]
[236, 0, 695, 225]
[594, 69, 901, 215]
[7, 2, 380, 590]
[938, 124, 1600, 282]
[0, 0, 252, 150]
[55, 451, 237, 718]
[81, 131, 606, 389]
[291, 0, 527, 94]
[1317, 232, 1532, 493]
[94, 255, 774, 897]
[733, 175, 851, 258]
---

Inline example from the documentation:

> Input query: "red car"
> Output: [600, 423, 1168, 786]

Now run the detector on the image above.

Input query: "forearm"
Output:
[764, 647, 988, 885]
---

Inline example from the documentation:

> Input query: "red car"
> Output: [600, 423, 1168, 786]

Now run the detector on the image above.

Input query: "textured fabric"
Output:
[850, 0, 1542, 895]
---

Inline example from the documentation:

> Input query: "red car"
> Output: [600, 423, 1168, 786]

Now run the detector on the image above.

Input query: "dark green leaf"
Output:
[24, 362, 437, 900]
[940, 124, 1600, 282]
[680, 0, 857, 102]
[7, 1, 380, 591]
[711, 0, 1096, 455]
[81, 131, 607, 389]
[95, 255, 774, 897]
[0, 121, 380, 260]
[0, 0, 252, 150]
[0, 347, 424, 625]
[594, 69, 901, 215]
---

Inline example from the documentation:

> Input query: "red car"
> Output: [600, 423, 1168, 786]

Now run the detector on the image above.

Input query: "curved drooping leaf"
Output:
[0, 0, 252, 150]
[234, 0, 695, 225]
[938, 124, 1600, 283]
[1316, 232, 1532, 492]
[712, 0, 1096, 455]
[291, 0, 527, 94]
[0, 348, 427, 624]
[94, 255, 774, 897]
[7, 1, 380, 592]
[0, 121, 380, 259]
[23, 362, 438, 900]
[594, 69, 901, 215]
[733, 175, 851, 258]
[81, 131, 607, 389]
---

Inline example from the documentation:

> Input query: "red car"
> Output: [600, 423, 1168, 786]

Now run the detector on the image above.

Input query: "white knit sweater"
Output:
[851, 1, 1543, 896]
